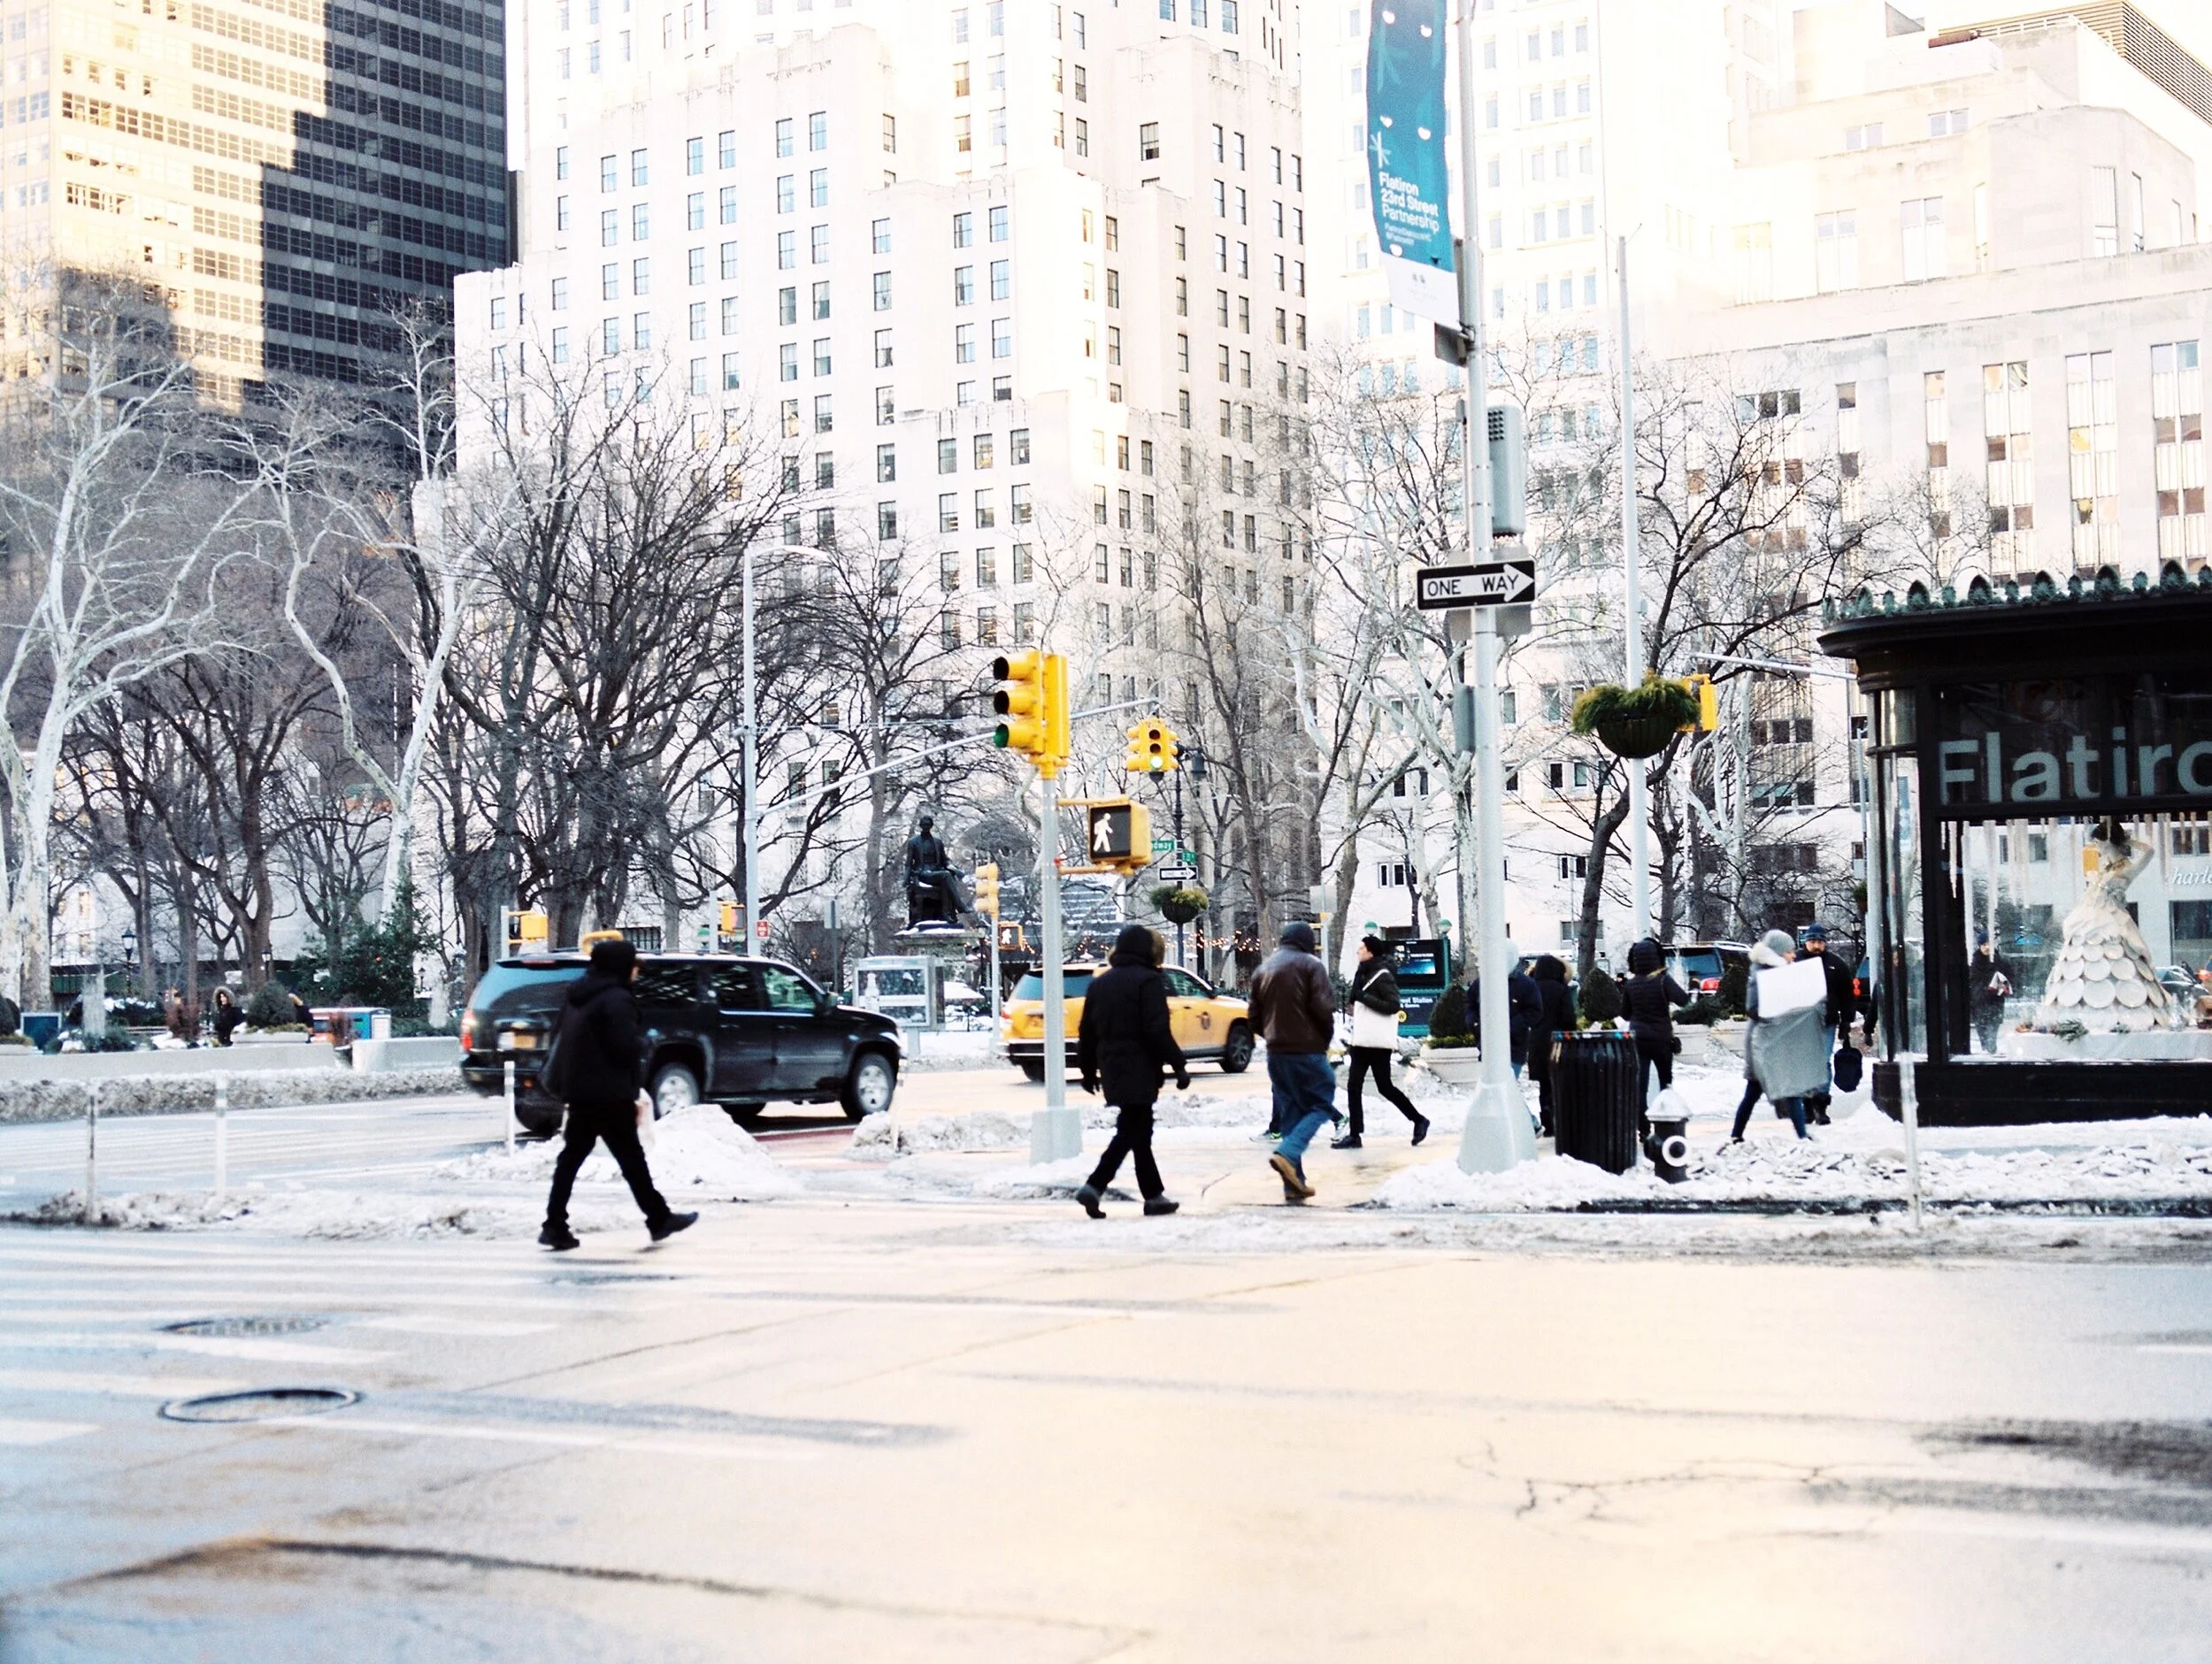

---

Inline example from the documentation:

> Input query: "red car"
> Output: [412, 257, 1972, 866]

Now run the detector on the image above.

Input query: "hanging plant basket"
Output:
[1593, 715, 1680, 759]
[1570, 675, 1699, 760]
[1151, 883, 1209, 925]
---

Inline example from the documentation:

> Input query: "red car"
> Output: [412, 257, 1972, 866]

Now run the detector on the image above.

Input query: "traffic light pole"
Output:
[1031, 764, 1079, 1162]
[1452, 0, 1535, 1177]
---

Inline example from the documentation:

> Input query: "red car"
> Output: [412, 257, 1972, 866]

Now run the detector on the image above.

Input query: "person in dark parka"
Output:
[1525, 955, 1578, 1137]
[1621, 939, 1693, 1120]
[1075, 925, 1189, 1217]
[540, 938, 697, 1251]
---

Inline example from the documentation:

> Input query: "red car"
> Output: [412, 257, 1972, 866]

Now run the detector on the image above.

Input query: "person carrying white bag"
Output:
[1728, 930, 1828, 1144]
[1333, 937, 1430, 1151]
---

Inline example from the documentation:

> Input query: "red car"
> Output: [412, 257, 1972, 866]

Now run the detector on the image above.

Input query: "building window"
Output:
[2092, 165, 2119, 257]
[1901, 197, 1946, 282]
[1985, 360, 2034, 572]
[2152, 341, 2207, 563]
[1814, 211, 1857, 292]
[1732, 223, 1772, 303]
[2066, 350, 2120, 569]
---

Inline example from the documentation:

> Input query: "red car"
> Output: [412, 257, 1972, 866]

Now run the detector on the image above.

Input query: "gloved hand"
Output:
[1081, 1075, 1099, 1095]
[1174, 1070, 1191, 1091]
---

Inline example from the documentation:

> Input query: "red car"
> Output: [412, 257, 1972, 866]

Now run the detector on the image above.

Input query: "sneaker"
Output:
[1075, 1185, 1106, 1220]
[1269, 1152, 1315, 1201]
[538, 1223, 580, 1252]
[648, 1210, 698, 1242]
[1330, 1133, 1363, 1150]
[1143, 1196, 1180, 1217]
[1411, 1115, 1431, 1147]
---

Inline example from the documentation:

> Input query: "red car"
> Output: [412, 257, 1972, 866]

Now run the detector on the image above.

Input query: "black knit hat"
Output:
[588, 938, 638, 978]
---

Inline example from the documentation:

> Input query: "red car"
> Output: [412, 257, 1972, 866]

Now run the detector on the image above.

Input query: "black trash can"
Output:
[1549, 1031, 1640, 1175]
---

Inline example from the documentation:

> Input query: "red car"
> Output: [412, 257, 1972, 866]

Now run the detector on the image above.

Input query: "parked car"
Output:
[459, 953, 902, 1135]
[1663, 941, 1751, 1001]
[1002, 962, 1255, 1081]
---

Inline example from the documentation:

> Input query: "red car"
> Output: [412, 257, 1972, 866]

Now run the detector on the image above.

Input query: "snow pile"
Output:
[1371, 1154, 1663, 1213]
[432, 1106, 800, 1199]
[1370, 1130, 2212, 1212]
[849, 1086, 1279, 1156]
[971, 1154, 1102, 1200]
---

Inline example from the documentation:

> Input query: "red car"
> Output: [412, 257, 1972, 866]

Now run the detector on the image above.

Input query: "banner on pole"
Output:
[1365, 0, 1456, 324]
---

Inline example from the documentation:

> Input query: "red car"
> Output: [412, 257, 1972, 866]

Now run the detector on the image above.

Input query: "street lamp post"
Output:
[741, 536, 759, 955]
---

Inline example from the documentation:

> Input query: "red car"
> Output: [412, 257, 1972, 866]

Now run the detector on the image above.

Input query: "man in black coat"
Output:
[1800, 923, 1858, 1125]
[540, 939, 696, 1251]
[1074, 925, 1189, 1218]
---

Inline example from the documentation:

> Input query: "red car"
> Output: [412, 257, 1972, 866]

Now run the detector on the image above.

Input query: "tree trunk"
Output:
[1574, 785, 1635, 978]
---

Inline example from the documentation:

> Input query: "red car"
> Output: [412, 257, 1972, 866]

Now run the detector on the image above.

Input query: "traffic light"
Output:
[1123, 716, 1179, 774]
[990, 649, 1069, 774]
[503, 908, 549, 955]
[1084, 800, 1153, 870]
[718, 899, 738, 946]
[1682, 672, 1720, 732]
[973, 863, 1001, 918]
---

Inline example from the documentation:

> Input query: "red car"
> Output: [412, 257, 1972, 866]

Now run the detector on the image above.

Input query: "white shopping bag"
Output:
[1755, 956, 1826, 1018]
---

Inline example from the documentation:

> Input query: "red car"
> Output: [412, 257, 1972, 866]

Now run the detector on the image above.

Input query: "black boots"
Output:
[648, 1211, 699, 1242]
[1075, 1185, 1107, 1219]
[538, 1223, 580, 1252]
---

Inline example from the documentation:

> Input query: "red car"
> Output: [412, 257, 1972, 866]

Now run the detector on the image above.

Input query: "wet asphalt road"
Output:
[2, 1197, 2210, 1661]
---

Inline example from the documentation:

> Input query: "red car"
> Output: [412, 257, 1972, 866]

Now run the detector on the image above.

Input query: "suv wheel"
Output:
[841, 1051, 896, 1121]
[1219, 1022, 1255, 1074]
[651, 1062, 702, 1119]
[1018, 1061, 1045, 1082]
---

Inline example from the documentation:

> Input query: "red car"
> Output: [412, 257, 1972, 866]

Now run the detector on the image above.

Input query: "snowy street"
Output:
[1, 1061, 2211, 1656]
[3, 1174, 2211, 1660]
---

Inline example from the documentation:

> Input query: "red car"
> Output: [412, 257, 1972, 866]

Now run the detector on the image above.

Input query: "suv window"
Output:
[760, 964, 820, 1011]
[709, 964, 760, 1010]
[634, 962, 700, 1009]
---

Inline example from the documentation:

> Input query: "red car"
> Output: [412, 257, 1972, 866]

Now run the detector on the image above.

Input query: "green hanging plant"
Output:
[1149, 883, 1209, 925]
[1571, 673, 1700, 759]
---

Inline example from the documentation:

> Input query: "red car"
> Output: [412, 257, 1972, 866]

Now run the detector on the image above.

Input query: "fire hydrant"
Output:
[1645, 1093, 1692, 1184]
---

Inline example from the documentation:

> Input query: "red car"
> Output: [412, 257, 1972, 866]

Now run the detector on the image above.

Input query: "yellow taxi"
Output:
[1003, 962, 1255, 1081]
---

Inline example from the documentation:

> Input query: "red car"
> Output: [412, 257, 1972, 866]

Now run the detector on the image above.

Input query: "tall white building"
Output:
[457, 0, 1310, 947]
[1330, 0, 2212, 968]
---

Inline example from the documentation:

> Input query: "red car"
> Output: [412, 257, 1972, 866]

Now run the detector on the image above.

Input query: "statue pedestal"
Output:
[1997, 1029, 2212, 1062]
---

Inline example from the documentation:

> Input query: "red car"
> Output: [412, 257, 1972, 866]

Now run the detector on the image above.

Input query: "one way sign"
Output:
[1415, 560, 1538, 610]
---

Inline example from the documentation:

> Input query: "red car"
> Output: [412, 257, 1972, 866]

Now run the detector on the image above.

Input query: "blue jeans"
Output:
[1268, 1051, 1338, 1165]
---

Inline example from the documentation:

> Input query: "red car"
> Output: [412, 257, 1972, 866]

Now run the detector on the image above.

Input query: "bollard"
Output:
[83, 1085, 99, 1224]
[213, 1073, 229, 1204]
[1899, 1055, 1924, 1231]
[503, 1058, 516, 1154]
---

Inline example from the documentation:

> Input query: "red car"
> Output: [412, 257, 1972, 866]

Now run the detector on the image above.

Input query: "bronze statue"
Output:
[904, 814, 970, 928]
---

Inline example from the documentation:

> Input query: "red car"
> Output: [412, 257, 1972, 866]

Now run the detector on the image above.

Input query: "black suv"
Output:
[459, 954, 902, 1135]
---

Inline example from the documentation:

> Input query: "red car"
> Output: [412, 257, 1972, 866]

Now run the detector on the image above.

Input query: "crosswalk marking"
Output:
[355, 1315, 556, 1337]
[258, 1413, 822, 1462]
[0, 1369, 248, 1398]
[6, 1331, 394, 1364]
[0, 1418, 99, 1445]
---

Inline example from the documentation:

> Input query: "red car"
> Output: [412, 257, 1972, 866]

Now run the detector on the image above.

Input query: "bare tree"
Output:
[0, 270, 246, 1005]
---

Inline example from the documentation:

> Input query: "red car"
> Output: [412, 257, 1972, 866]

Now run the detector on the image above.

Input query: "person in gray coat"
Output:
[1730, 929, 1824, 1141]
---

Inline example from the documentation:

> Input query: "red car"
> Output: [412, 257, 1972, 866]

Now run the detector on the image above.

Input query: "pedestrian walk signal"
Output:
[973, 863, 1001, 918]
[1083, 800, 1152, 870]
[1124, 717, 1179, 773]
[990, 648, 1070, 775]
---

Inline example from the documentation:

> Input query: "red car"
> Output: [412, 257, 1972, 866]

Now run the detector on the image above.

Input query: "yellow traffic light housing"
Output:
[990, 648, 1069, 775]
[1682, 672, 1720, 732]
[973, 862, 1002, 918]
[1123, 716, 1179, 774]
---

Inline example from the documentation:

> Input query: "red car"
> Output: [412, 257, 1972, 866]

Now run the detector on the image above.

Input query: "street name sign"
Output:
[1416, 560, 1537, 610]
[1151, 835, 1176, 852]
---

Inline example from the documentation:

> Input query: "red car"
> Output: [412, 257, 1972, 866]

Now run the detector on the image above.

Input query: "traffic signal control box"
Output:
[1682, 672, 1720, 732]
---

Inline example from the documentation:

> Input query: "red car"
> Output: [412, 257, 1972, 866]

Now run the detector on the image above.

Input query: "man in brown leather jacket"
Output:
[1248, 921, 1339, 1201]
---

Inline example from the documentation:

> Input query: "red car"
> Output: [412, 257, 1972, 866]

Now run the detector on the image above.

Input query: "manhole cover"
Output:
[160, 1387, 361, 1424]
[164, 1315, 327, 1338]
